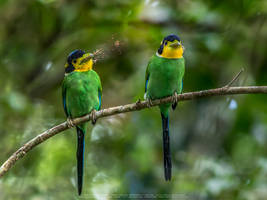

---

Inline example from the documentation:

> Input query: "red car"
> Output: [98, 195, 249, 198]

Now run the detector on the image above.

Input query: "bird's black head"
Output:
[65, 50, 85, 73]
[164, 34, 181, 43]
[158, 34, 181, 55]
[64, 49, 94, 74]
[67, 49, 85, 64]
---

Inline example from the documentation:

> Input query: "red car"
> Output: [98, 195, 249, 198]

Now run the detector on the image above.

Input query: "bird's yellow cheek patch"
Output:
[74, 59, 93, 72]
[161, 46, 183, 59]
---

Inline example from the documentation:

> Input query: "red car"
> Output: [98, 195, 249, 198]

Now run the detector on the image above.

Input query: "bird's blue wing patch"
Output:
[62, 87, 69, 117]
[63, 97, 67, 114]
[62, 80, 71, 117]
[145, 75, 149, 93]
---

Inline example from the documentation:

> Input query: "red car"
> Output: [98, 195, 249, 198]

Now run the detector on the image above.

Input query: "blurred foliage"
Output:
[0, 0, 267, 199]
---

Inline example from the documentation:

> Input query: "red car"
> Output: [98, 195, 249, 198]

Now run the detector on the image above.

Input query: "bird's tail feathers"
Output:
[76, 126, 85, 195]
[161, 113, 172, 181]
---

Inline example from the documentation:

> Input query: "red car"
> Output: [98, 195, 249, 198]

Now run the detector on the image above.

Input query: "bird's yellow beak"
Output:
[169, 41, 181, 48]
[80, 53, 94, 64]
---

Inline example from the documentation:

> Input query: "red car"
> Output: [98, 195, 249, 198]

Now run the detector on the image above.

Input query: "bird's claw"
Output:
[171, 92, 179, 110]
[67, 118, 75, 128]
[90, 109, 97, 125]
[172, 92, 178, 104]
[147, 98, 153, 107]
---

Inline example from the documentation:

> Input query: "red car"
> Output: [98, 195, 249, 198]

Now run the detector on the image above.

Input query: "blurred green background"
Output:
[1, 0, 267, 199]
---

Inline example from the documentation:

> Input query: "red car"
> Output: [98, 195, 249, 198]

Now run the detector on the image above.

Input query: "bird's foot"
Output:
[172, 92, 179, 104]
[67, 118, 75, 128]
[90, 109, 97, 125]
[147, 98, 153, 107]
[171, 92, 179, 110]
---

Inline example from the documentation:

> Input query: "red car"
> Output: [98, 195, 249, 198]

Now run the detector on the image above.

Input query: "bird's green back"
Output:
[146, 55, 185, 116]
[146, 55, 185, 98]
[62, 70, 102, 119]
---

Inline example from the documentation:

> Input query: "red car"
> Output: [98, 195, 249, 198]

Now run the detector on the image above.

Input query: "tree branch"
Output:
[224, 68, 244, 88]
[1, 85, 267, 177]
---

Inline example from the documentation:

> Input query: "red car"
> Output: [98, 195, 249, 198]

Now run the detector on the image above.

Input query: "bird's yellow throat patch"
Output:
[73, 58, 93, 72]
[158, 39, 184, 59]
[161, 46, 183, 59]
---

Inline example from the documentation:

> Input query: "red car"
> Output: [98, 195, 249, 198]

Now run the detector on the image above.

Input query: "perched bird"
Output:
[62, 50, 102, 195]
[145, 34, 185, 181]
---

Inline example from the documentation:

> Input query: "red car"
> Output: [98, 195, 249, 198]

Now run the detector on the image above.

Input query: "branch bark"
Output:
[1, 86, 267, 177]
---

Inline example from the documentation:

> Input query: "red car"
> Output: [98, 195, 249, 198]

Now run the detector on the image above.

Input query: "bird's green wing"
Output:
[145, 59, 152, 93]
[96, 73, 102, 110]
[98, 84, 102, 110]
[177, 60, 185, 94]
[180, 79, 183, 93]
[62, 79, 69, 117]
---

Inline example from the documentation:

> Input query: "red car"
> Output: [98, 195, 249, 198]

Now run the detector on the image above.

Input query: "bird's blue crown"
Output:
[67, 50, 85, 64]
[158, 34, 181, 54]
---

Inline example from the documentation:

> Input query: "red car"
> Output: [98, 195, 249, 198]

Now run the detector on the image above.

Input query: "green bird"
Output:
[145, 34, 185, 181]
[62, 50, 102, 195]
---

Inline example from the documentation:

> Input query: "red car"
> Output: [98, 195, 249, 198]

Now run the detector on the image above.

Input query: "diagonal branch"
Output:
[1, 85, 267, 177]
[224, 68, 244, 88]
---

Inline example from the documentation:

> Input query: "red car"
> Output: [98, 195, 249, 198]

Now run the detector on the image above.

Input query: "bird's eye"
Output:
[164, 41, 168, 45]
[73, 59, 77, 64]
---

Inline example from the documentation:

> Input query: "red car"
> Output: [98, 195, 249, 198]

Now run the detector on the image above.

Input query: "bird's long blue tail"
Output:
[76, 127, 85, 195]
[161, 113, 172, 181]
